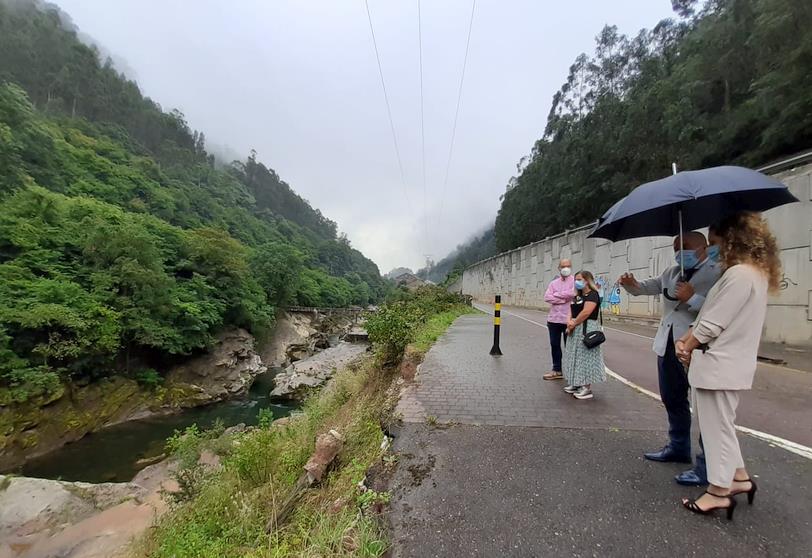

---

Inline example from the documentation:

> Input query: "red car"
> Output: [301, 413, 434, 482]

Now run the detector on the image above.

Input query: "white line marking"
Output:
[604, 366, 662, 401]
[733, 427, 812, 460]
[481, 304, 812, 460]
[602, 326, 655, 340]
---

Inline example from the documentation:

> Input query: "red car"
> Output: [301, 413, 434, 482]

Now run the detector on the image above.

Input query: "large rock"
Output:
[260, 311, 319, 368]
[0, 474, 149, 557]
[304, 430, 344, 483]
[271, 342, 368, 400]
[165, 328, 266, 405]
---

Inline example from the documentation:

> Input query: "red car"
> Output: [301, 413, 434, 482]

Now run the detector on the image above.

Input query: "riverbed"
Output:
[16, 370, 297, 483]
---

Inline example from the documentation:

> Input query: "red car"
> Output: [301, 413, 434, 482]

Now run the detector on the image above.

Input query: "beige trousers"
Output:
[693, 387, 744, 488]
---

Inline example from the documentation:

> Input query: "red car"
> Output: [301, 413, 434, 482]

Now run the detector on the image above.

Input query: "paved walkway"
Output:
[495, 304, 812, 448]
[396, 314, 664, 430]
[389, 311, 812, 557]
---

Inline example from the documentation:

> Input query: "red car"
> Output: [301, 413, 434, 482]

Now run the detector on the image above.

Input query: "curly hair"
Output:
[710, 212, 781, 292]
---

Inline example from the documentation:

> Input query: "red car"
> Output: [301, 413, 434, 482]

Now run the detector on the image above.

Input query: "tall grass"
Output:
[135, 290, 472, 557]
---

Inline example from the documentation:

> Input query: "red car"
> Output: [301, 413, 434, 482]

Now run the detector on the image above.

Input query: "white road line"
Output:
[604, 366, 662, 400]
[733, 427, 812, 460]
[602, 326, 655, 340]
[482, 305, 812, 460]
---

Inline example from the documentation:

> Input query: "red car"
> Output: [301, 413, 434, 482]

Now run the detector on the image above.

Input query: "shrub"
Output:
[365, 286, 467, 364]
[135, 368, 163, 390]
[257, 407, 274, 429]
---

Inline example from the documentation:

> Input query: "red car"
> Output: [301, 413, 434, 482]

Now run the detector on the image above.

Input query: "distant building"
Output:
[386, 267, 414, 280]
[393, 271, 425, 291]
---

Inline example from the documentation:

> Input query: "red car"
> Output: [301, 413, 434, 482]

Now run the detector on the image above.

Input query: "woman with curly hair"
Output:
[675, 212, 781, 520]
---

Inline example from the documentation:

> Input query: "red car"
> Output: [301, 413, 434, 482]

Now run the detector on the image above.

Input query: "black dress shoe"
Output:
[644, 446, 692, 463]
[675, 469, 708, 486]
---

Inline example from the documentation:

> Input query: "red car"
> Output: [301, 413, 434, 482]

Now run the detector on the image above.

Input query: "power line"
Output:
[364, 0, 413, 215]
[437, 0, 476, 225]
[418, 0, 428, 255]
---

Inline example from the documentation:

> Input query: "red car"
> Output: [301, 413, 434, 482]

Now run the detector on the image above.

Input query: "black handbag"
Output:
[582, 305, 605, 349]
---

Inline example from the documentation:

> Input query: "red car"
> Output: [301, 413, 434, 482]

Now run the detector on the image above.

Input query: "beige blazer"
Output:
[688, 264, 769, 390]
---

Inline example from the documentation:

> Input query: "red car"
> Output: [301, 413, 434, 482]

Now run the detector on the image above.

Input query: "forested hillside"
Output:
[0, 0, 387, 404]
[417, 227, 496, 284]
[494, 0, 812, 252]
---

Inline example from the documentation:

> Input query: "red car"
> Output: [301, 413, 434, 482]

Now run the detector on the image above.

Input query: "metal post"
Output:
[672, 162, 685, 280]
[490, 295, 503, 356]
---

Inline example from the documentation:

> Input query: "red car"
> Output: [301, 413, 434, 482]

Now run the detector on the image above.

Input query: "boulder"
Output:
[285, 342, 313, 363]
[270, 342, 367, 400]
[260, 311, 319, 367]
[304, 430, 344, 483]
[0, 474, 146, 543]
[165, 329, 266, 405]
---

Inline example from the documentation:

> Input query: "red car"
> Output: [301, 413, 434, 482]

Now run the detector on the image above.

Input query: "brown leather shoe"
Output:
[543, 371, 564, 380]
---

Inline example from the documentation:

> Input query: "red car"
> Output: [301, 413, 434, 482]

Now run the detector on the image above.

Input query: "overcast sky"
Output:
[55, 0, 676, 273]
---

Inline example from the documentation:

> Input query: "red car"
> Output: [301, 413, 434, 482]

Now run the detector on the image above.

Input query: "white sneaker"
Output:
[563, 384, 578, 394]
[573, 386, 593, 400]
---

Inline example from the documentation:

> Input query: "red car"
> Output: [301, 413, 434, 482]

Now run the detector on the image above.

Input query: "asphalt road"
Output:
[388, 310, 812, 558]
[390, 424, 812, 558]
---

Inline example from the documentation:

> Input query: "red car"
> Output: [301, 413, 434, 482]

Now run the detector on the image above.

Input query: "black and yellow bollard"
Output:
[490, 295, 503, 356]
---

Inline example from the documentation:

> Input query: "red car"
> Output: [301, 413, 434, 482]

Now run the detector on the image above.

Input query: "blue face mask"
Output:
[706, 245, 721, 262]
[574, 279, 586, 291]
[675, 250, 699, 269]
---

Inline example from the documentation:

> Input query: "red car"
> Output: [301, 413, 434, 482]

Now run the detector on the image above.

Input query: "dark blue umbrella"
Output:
[589, 165, 798, 242]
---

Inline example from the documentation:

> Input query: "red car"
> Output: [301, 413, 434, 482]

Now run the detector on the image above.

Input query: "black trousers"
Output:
[657, 330, 692, 455]
[547, 322, 568, 372]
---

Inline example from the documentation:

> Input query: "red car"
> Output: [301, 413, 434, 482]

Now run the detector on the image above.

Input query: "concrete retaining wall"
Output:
[462, 162, 812, 346]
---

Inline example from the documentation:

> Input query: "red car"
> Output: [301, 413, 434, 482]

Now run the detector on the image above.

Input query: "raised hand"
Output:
[618, 273, 639, 289]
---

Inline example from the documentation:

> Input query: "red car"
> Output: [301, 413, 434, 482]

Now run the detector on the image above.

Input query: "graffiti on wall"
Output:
[595, 276, 622, 314]
[779, 273, 797, 291]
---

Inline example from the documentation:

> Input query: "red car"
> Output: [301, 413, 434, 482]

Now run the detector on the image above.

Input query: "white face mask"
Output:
[560, 267, 572, 277]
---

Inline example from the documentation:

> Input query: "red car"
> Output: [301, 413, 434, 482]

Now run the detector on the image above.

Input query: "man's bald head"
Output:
[559, 259, 571, 269]
[673, 232, 707, 251]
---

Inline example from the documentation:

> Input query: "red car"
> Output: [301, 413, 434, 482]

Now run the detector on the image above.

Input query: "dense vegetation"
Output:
[0, 0, 388, 404]
[494, 0, 812, 252]
[139, 288, 473, 558]
[365, 286, 472, 364]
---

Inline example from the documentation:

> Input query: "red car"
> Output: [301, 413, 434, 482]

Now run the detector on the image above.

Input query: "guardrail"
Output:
[284, 306, 365, 314]
[756, 150, 812, 175]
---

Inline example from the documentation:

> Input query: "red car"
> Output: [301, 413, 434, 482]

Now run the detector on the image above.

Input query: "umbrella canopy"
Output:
[589, 166, 798, 241]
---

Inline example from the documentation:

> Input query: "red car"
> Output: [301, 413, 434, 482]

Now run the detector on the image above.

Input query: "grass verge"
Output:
[134, 294, 472, 558]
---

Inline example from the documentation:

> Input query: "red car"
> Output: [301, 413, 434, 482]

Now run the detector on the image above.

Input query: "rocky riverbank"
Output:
[0, 451, 198, 558]
[0, 328, 265, 471]
[0, 309, 368, 556]
[0, 310, 363, 472]
[271, 342, 368, 399]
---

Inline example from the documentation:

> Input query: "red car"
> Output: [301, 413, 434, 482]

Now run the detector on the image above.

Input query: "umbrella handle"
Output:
[662, 287, 680, 302]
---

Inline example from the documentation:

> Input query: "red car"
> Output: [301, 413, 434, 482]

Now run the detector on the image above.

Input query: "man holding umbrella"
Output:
[591, 164, 798, 488]
[619, 232, 720, 485]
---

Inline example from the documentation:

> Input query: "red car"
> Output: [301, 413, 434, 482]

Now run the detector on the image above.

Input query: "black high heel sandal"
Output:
[731, 478, 758, 505]
[682, 492, 737, 520]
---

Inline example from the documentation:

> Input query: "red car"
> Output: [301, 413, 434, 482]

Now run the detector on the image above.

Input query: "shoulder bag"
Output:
[582, 302, 605, 349]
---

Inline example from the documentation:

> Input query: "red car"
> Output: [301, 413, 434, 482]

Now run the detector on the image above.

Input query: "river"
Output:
[17, 369, 297, 484]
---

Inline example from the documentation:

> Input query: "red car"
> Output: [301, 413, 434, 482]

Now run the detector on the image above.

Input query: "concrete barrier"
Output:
[462, 161, 812, 346]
